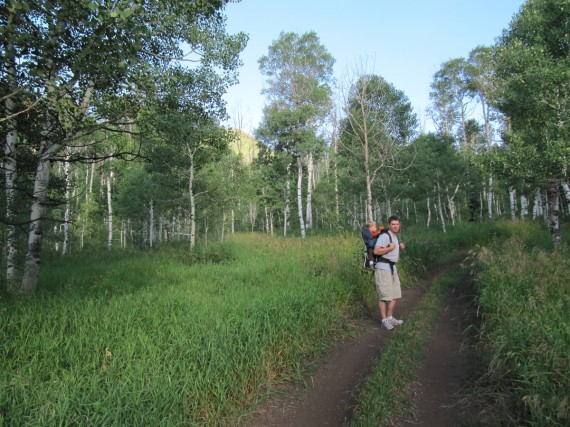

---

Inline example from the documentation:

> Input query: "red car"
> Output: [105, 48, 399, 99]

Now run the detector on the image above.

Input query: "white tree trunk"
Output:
[4, 42, 18, 288]
[533, 187, 543, 219]
[249, 202, 257, 231]
[306, 152, 313, 229]
[437, 181, 447, 233]
[426, 197, 431, 227]
[221, 211, 226, 242]
[88, 162, 95, 198]
[352, 197, 358, 229]
[447, 196, 456, 226]
[106, 169, 113, 249]
[188, 150, 196, 250]
[520, 194, 528, 218]
[296, 155, 306, 238]
[22, 141, 59, 294]
[446, 184, 460, 226]
[562, 183, 570, 213]
[262, 186, 269, 233]
[54, 225, 59, 252]
[509, 187, 517, 220]
[149, 199, 154, 248]
[4, 97, 18, 287]
[84, 166, 89, 202]
[546, 181, 561, 245]
[487, 175, 493, 219]
[284, 162, 291, 237]
[334, 138, 340, 221]
[414, 202, 418, 224]
[374, 200, 381, 225]
[62, 153, 71, 255]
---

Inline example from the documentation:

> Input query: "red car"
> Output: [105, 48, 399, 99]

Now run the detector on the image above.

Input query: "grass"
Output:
[474, 238, 570, 426]
[1, 220, 567, 426]
[0, 233, 366, 426]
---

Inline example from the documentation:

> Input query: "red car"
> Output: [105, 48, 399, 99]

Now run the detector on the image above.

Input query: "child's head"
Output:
[365, 220, 377, 231]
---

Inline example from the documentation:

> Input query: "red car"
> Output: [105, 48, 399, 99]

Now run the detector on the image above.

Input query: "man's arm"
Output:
[374, 241, 395, 256]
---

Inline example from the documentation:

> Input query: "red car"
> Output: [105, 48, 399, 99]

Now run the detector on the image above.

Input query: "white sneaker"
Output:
[381, 319, 394, 330]
[389, 317, 403, 327]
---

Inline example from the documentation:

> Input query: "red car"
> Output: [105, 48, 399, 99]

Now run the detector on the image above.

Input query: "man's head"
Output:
[388, 215, 400, 233]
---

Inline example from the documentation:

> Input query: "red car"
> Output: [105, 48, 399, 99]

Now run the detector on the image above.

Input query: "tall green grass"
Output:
[475, 238, 570, 426]
[0, 234, 368, 426]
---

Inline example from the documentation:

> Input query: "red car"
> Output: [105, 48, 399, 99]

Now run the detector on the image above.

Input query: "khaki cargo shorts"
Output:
[374, 268, 402, 301]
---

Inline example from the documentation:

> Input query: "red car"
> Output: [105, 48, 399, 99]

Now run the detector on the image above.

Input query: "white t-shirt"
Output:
[374, 231, 399, 272]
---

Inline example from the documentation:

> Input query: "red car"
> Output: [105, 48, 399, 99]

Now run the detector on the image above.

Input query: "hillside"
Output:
[229, 128, 259, 164]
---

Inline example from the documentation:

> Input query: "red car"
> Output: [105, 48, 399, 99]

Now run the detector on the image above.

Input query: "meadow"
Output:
[1, 221, 568, 426]
[1, 234, 370, 426]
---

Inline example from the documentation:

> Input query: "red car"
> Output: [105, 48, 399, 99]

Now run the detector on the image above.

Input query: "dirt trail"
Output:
[243, 268, 479, 427]
[398, 274, 480, 426]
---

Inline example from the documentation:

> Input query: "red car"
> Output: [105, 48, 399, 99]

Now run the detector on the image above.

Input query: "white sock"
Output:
[387, 316, 393, 320]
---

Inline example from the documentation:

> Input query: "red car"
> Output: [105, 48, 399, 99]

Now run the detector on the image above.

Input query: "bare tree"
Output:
[339, 60, 417, 221]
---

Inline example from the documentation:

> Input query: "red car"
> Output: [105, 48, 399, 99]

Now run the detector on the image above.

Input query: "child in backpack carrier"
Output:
[362, 220, 383, 270]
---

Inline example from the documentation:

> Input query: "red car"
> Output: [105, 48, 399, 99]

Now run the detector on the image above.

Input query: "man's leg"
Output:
[386, 299, 398, 318]
[376, 269, 390, 320]
[376, 269, 396, 329]
[385, 273, 404, 327]
[379, 299, 388, 320]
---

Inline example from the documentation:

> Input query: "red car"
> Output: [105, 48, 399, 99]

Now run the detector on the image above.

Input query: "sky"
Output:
[222, 0, 526, 134]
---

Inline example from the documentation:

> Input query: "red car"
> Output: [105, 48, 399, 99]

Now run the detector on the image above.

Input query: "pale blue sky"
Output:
[223, 0, 525, 133]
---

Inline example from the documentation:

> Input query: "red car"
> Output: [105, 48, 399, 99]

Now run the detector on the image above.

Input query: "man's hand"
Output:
[399, 242, 405, 251]
[374, 242, 395, 256]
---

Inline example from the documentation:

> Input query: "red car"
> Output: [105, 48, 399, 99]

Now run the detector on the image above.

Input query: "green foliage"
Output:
[475, 238, 570, 425]
[429, 57, 471, 137]
[256, 31, 334, 157]
[401, 133, 471, 199]
[258, 31, 334, 113]
[0, 234, 361, 425]
[493, 0, 570, 185]
[1, 0, 249, 292]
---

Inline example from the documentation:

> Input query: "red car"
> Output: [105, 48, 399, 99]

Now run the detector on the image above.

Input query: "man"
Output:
[373, 215, 406, 330]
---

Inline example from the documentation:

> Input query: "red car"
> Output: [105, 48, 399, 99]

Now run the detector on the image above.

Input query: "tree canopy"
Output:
[492, 0, 570, 243]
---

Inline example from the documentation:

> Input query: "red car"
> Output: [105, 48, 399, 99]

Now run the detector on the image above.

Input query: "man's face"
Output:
[389, 220, 400, 233]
